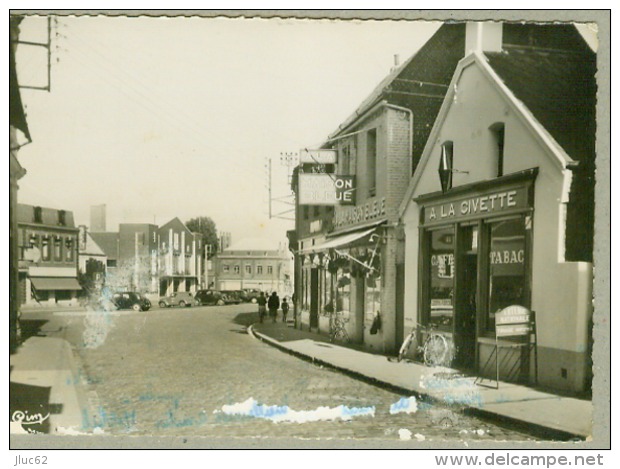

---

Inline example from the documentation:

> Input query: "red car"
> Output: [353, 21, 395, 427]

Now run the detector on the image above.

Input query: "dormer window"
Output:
[34, 206, 42, 223]
[490, 123, 505, 177]
[58, 210, 66, 226]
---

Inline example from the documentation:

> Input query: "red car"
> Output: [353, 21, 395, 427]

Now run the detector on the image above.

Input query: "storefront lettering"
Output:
[334, 197, 386, 228]
[426, 189, 524, 223]
[490, 249, 524, 264]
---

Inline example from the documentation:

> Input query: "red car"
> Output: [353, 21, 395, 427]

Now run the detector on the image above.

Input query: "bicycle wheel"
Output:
[423, 334, 449, 367]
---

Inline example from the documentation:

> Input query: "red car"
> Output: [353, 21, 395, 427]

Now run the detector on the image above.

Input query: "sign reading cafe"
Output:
[423, 187, 529, 224]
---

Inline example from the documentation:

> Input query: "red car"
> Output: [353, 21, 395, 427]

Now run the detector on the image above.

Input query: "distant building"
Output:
[17, 204, 81, 305]
[90, 204, 107, 232]
[157, 218, 202, 296]
[211, 238, 292, 295]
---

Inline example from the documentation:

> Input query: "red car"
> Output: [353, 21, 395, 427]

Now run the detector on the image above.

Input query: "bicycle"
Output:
[329, 314, 350, 343]
[393, 323, 451, 367]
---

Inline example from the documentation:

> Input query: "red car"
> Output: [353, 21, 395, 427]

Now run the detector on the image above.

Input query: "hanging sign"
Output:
[298, 174, 356, 206]
[299, 149, 337, 164]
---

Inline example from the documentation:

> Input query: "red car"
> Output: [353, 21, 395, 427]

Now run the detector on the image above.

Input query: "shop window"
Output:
[303, 206, 309, 220]
[367, 129, 377, 197]
[335, 271, 351, 314]
[313, 205, 320, 217]
[490, 123, 505, 177]
[486, 217, 527, 331]
[427, 227, 455, 329]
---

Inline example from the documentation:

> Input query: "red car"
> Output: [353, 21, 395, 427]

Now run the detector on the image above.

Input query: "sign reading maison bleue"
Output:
[298, 174, 355, 206]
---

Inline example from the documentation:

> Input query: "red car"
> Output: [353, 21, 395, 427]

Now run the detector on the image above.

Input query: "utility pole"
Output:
[265, 153, 297, 221]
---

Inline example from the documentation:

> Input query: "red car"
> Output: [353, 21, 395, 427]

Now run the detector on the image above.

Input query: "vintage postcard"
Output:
[8, 9, 610, 455]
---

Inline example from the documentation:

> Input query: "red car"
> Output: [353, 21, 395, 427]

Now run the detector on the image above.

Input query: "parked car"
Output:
[158, 291, 197, 308]
[111, 292, 151, 311]
[242, 289, 261, 303]
[194, 289, 226, 306]
[220, 290, 243, 304]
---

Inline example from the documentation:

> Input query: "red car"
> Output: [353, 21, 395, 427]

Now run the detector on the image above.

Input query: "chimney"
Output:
[465, 22, 503, 56]
[391, 54, 400, 71]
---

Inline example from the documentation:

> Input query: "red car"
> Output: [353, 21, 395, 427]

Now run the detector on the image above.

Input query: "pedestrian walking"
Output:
[268, 291, 280, 323]
[281, 297, 289, 323]
[257, 292, 267, 323]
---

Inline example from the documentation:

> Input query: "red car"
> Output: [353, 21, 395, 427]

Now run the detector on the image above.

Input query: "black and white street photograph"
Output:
[8, 9, 610, 455]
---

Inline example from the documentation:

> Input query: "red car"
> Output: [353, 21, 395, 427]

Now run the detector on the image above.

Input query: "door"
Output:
[454, 225, 478, 368]
[310, 268, 319, 328]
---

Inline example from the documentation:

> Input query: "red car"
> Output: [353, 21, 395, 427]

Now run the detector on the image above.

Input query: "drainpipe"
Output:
[384, 103, 414, 166]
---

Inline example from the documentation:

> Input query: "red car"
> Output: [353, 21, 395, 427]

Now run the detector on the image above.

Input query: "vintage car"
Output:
[194, 289, 226, 306]
[158, 291, 198, 308]
[111, 292, 151, 311]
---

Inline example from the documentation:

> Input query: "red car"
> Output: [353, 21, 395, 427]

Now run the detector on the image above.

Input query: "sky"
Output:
[13, 14, 441, 245]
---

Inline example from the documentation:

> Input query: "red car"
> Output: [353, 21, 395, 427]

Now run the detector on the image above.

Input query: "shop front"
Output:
[298, 221, 398, 353]
[414, 170, 537, 382]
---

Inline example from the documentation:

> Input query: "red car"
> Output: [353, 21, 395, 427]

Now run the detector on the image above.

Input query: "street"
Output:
[19, 304, 538, 441]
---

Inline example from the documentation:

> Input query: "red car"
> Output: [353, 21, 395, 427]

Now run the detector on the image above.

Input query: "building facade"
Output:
[17, 204, 81, 305]
[290, 23, 470, 353]
[400, 23, 595, 393]
[211, 239, 292, 295]
[157, 218, 202, 296]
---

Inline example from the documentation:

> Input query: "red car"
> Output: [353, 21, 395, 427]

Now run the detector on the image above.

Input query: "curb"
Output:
[248, 324, 584, 442]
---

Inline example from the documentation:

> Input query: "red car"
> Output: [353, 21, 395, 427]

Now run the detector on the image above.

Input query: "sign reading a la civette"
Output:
[423, 186, 529, 224]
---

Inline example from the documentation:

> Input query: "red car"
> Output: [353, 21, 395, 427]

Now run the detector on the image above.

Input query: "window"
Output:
[245, 265, 252, 274]
[257, 265, 263, 274]
[426, 227, 455, 329]
[233, 265, 240, 274]
[107, 259, 117, 267]
[58, 210, 66, 226]
[65, 238, 74, 261]
[41, 237, 50, 261]
[54, 237, 62, 260]
[313, 206, 320, 216]
[486, 217, 527, 331]
[367, 129, 377, 196]
[267, 265, 273, 275]
[303, 205, 310, 220]
[490, 123, 505, 177]
[223, 265, 230, 273]
[34, 206, 43, 223]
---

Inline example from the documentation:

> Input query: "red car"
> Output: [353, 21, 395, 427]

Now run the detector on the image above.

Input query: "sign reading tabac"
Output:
[423, 186, 529, 224]
[298, 174, 356, 206]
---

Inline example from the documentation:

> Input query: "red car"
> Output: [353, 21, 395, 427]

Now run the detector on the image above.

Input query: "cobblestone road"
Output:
[68, 304, 537, 442]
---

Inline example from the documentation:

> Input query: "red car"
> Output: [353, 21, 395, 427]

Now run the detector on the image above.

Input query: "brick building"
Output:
[290, 23, 470, 353]
[17, 204, 81, 306]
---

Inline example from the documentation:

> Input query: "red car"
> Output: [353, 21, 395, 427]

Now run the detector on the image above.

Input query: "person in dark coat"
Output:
[268, 291, 280, 323]
[281, 298, 289, 323]
[256, 292, 267, 323]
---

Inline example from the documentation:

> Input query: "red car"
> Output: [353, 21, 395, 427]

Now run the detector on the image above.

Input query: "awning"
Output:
[307, 226, 377, 253]
[30, 277, 82, 291]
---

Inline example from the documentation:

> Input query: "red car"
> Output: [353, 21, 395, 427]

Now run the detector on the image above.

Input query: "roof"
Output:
[89, 232, 119, 260]
[224, 238, 285, 253]
[81, 233, 107, 257]
[485, 46, 596, 166]
[158, 217, 193, 237]
[17, 203, 76, 228]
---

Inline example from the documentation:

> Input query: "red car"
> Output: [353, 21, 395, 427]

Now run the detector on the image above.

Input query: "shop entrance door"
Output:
[454, 225, 478, 368]
[310, 268, 319, 328]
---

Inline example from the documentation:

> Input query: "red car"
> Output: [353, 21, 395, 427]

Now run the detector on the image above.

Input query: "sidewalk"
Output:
[10, 336, 89, 435]
[250, 321, 593, 441]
